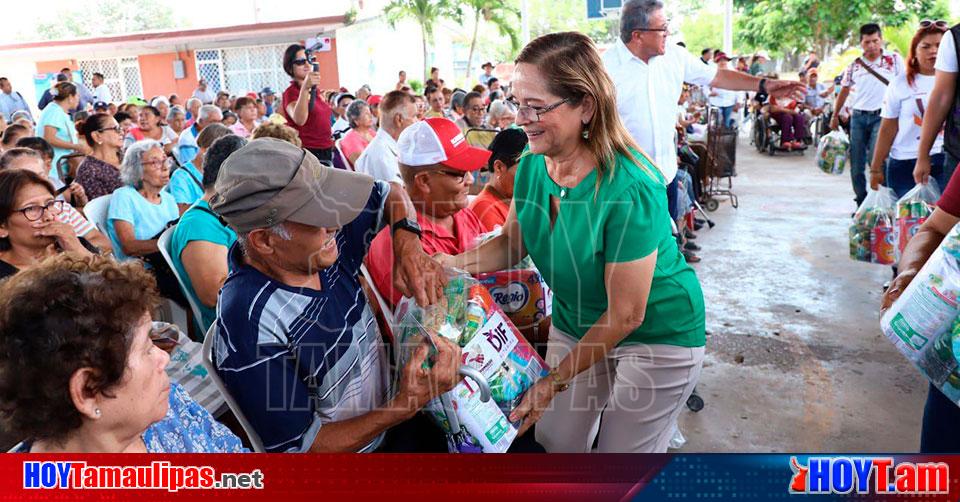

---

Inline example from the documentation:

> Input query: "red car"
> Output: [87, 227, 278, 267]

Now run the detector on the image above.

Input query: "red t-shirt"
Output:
[365, 208, 484, 306]
[938, 160, 960, 217]
[468, 187, 509, 232]
[282, 80, 334, 150]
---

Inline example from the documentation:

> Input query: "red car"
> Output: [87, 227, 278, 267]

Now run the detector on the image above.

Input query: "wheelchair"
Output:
[751, 107, 808, 157]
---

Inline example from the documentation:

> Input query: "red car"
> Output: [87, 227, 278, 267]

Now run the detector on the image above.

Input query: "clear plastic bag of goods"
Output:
[817, 129, 849, 175]
[880, 226, 960, 405]
[395, 271, 550, 453]
[849, 187, 897, 264]
[895, 180, 941, 255]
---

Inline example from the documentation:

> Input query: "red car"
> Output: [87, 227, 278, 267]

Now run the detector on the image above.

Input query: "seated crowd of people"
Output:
[0, 47, 538, 453]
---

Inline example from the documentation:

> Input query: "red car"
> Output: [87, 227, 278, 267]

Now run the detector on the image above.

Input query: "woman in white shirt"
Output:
[870, 23, 947, 197]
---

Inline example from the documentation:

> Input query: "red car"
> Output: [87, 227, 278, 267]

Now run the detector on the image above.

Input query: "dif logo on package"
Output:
[788, 456, 948, 495]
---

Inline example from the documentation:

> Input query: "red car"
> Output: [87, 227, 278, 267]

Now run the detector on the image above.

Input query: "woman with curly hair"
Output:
[0, 253, 246, 453]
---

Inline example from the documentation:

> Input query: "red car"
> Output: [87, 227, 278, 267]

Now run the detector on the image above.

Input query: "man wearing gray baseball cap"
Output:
[210, 138, 460, 452]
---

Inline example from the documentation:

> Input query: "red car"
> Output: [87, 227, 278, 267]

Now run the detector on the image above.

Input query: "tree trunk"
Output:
[421, 21, 429, 82]
[466, 8, 481, 80]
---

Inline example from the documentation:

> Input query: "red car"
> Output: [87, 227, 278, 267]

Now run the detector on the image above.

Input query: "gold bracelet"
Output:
[548, 369, 570, 393]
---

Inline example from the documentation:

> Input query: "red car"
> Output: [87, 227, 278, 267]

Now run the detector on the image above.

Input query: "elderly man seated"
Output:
[211, 138, 459, 453]
[176, 104, 223, 165]
[365, 118, 489, 307]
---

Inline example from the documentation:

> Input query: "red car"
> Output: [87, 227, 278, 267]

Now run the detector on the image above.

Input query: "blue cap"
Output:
[259, 87, 275, 96]
[93, 101, 109, 110]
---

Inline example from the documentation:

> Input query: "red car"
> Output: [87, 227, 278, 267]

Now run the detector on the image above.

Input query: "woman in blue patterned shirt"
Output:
[0, 253, 245, 453]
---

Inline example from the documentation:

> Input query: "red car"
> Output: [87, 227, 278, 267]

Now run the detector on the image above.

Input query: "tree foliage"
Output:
[734, 0, 952, 57]
[462, 0, 521, 78]
[384, 0, 464, 80]
[34, 0, 179, 40]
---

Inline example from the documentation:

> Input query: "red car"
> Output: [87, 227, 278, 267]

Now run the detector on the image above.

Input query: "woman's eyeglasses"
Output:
[142, 158, 173, 169]
[919, 19, 949, 29]
[16, 200, 64, 221]
[97, 125, 122, 134]
[506, 97, 570, 123]
[292, 58, 311, 66]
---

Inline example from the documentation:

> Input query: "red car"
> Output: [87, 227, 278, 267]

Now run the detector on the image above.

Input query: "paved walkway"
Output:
[678, 135, 927, 452]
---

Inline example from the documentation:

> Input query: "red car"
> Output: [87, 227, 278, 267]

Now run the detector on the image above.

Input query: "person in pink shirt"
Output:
[339, 99, 377, 167]
[229, 96, 258, 138]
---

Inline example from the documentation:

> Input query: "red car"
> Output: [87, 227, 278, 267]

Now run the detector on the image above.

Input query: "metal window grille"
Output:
[199, 43, 289, 97]
[194, 49, 224, 94]
[78, 57, 143, 102]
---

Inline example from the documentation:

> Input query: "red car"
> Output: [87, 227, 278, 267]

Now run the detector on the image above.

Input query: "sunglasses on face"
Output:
[293, 58, 311, 66]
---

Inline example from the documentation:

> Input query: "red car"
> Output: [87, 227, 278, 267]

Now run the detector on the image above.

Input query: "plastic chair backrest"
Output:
[335, 139, 354, 171]
[157, 225, 207, 334]
[201, 323, 266, 453]
[360, 264, 396, 345]
[82, 194, 112, 234]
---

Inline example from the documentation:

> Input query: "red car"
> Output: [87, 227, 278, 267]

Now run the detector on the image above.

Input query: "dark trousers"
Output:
[850, 110, 883, 206]
[920, 383, 960, 453]
[306, 147, 334, 164]
[885, 154, 946, 199]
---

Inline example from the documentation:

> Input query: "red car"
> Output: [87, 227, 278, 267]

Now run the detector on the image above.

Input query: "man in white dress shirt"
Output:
[603, 0, 803, 217]
[355, 90, 418, 186]
[90, 73, 113, 104]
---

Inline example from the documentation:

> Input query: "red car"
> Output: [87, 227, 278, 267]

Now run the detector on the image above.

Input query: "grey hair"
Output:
[346, 99, 369, 129]
[120, 140, 164, 188]
[237, 224, 291, 255]
[620, 0, 664, 44]
[166, 105, 186, 122]
[198, 104, 223, 123]
[186, 97, 202, 109]
[487, 99, 516, 120]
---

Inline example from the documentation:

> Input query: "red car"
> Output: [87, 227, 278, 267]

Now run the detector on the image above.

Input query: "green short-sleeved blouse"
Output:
[514, 149, 705, 347]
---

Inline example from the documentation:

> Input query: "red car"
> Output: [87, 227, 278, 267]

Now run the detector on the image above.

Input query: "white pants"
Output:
[535, 326, 705, 453]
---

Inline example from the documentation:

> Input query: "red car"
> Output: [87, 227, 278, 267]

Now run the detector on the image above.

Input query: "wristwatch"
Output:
[758, 78, 768, 95]
[391, 217, 422, 238]
[548, 369, 570, 393]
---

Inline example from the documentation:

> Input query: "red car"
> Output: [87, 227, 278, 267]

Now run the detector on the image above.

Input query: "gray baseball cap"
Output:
[210, 137, 374, 233]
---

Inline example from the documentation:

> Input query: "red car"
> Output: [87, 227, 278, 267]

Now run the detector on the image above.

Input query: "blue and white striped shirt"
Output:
[214, 181, 392, 453]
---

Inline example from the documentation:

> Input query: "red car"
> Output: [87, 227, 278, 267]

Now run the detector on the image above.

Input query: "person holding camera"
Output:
[281, 44, 335, 162]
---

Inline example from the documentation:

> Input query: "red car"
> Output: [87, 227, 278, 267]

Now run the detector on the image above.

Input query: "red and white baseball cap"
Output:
[397, 118, 491, 172]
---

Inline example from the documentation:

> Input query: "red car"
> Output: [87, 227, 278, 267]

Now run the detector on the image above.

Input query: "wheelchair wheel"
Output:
[704, 198, 720, 212]
[686, 392, 704, 412]
[753, 118, 766, 152]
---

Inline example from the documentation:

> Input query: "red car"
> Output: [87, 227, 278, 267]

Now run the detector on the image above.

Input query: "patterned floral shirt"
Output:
[12, 383, 247, 453]
[75, 155, 123, 200]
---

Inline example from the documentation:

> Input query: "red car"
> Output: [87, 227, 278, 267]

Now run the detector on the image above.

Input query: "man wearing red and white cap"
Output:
[366, 118, 491, 306]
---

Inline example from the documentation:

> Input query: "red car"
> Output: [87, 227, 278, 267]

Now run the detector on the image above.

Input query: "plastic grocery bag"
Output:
[816, 129, 849, 175]
[849, 187, 897, 264]
[880, 224, 960, 406]
[895, 180, 941, 254]
[394, 271, 550, 453]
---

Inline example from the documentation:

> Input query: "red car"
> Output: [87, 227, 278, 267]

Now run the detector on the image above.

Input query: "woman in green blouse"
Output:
[442, 31, 706, 452]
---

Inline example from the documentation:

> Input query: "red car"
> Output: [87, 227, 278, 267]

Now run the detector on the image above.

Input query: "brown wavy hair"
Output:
[514, 31, 658, 189]
[0, 253, 160, 443]
[906, 24, 948, 88]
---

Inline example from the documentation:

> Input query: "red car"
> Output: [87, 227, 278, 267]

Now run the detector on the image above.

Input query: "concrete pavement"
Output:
[677, 136, 928, 452]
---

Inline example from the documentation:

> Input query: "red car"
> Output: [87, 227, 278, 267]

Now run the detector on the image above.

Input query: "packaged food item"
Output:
[816, 129, 849, 175]
[849, 187, 897, 264]
[881, 223, 960, 405]
[476, 269, 550, 336]
[895, 181, 941, 254]
[396, 271, 550, 453]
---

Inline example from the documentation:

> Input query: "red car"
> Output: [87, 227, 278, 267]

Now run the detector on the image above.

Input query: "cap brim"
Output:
[286, 159, 375, 229]
[440, 145, 492, 172]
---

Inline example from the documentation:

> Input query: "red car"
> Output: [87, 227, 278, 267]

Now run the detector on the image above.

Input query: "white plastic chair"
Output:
[82, 194, 112, 234]
[201, 323, 266, 453]
[157, 225, 207, 334]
